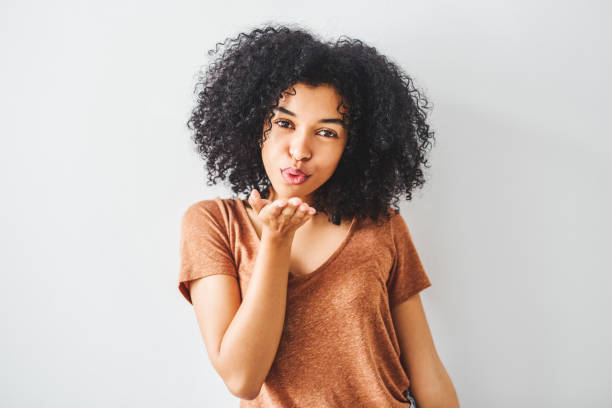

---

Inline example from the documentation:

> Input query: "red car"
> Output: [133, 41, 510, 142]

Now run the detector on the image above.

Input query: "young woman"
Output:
[178, 25, 459, 407]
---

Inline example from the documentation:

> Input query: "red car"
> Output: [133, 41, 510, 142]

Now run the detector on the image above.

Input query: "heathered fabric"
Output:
[178, 197, 432, 407]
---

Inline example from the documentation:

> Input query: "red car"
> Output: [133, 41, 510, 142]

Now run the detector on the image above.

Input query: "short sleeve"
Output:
[387, 212, 432, 309]
[178, 201, 238, 305]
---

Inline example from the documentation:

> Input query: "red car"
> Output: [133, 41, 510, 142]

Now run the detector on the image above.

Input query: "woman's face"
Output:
[261, 82, 348, 206]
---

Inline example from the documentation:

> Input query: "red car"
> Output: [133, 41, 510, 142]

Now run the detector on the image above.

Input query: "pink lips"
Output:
[285, 167, 308, 176]
[281, 167, 310, 185]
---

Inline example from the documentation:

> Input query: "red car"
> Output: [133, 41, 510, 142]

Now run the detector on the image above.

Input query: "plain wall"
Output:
[1, 0, 610, 406]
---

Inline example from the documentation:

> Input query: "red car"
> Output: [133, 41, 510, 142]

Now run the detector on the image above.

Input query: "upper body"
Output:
[180, 24, 459, 407]
[179, 197, 432, 407]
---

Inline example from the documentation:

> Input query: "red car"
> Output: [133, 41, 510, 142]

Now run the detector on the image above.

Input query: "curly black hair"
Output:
[187, 23, 435, 225]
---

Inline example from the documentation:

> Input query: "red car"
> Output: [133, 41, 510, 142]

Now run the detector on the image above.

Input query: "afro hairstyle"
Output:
[187, 24, 435, 225]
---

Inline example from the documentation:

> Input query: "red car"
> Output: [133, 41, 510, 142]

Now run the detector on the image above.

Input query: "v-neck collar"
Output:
[235, 198, 357, 280]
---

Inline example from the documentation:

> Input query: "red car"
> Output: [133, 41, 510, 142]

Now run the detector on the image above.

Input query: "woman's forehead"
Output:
[276, 83, 348, 118]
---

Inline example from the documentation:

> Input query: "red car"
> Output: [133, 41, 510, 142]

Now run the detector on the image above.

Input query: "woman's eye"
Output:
[274, 120, 337, 138]
[318, 129, 338, 138]
[274, 120, 292, 128]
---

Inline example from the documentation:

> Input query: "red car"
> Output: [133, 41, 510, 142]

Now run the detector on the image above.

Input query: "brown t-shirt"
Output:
[178, 197, 432, 407]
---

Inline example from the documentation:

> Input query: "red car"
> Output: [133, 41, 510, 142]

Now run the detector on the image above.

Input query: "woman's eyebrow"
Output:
[274, 107, 347, 128]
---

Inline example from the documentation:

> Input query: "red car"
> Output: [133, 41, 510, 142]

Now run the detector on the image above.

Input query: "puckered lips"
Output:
[280, 167, 310, 185]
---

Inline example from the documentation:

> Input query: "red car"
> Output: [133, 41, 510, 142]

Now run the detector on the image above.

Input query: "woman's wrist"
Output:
[260, 227, 295, 246]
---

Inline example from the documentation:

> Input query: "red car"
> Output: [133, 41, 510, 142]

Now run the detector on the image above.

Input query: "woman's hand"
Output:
[248, 189, 316, 240]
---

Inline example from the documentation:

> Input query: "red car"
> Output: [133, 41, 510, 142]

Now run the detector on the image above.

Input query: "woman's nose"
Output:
[289, 131, 311, 161]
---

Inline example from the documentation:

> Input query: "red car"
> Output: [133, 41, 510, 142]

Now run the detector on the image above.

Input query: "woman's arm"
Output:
[391, 293, 460, 408]
[190, 195, 314, 400]
[209, 231, 293, 399]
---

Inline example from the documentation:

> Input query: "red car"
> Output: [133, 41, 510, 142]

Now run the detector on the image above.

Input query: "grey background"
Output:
[1, 0, 610, 407]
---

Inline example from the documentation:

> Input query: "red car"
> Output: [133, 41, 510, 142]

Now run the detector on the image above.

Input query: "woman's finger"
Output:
[261, 198, 286, 215]
[280, 198, 301, 219]
[249, 189, 265, 214]
[291, 203, 308, 222]
[296, 202, 310, 215]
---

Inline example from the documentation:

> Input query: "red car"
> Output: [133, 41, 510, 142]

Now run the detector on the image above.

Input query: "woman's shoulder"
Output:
[181, 196, 245, 226]
[183, 196, 229, 210]
[357, 206, 400, 228]
[355, 206, 416, 248]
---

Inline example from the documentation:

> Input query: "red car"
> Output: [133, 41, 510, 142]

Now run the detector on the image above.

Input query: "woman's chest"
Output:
[243, 204, 353, 277]
[288, 223, 350, 276]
